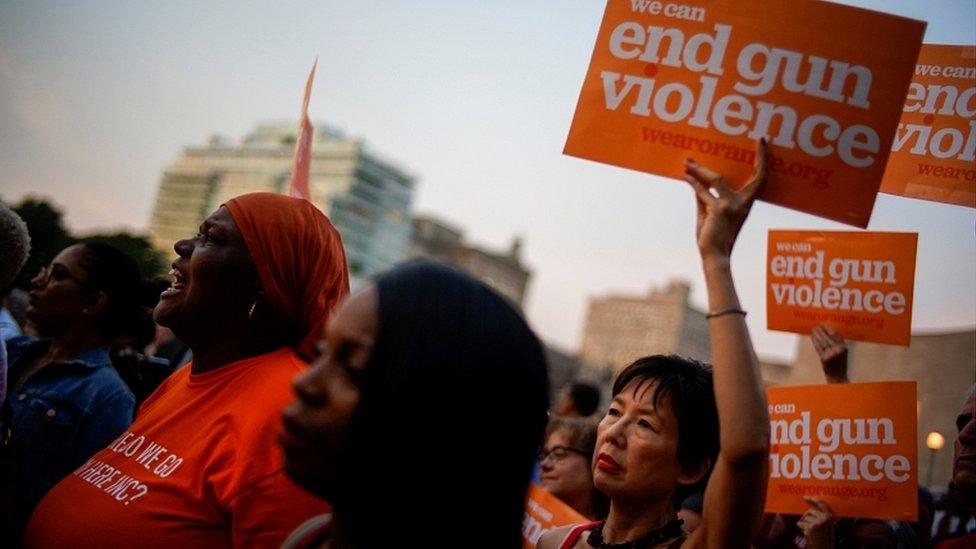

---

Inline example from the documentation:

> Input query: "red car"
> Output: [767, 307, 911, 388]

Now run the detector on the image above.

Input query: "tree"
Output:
[4, 197, 167, 291]
[78, 232, 167, 279]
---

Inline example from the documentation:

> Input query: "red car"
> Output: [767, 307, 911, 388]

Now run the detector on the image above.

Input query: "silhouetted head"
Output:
[283, 262, 550, 547]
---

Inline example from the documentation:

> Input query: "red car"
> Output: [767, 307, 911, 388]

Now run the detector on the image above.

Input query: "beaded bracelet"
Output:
[706, 307, 747, 319]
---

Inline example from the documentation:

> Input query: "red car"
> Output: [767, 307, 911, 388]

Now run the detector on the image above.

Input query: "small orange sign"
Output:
[522, 484, 587, 548]
[881, 44, 976, 208]
[766, 230, 918, 346]
[764, 382, 918, 521]
[565, 0, 925, 227]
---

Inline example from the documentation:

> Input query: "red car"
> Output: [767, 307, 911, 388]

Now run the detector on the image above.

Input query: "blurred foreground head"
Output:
[283, 261, 550, 547]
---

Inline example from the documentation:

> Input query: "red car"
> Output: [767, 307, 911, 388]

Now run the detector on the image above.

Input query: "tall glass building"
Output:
[148, 122, 415, 286]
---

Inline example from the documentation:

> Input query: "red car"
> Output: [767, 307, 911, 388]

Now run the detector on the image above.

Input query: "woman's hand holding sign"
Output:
[684, 138, 767, 262]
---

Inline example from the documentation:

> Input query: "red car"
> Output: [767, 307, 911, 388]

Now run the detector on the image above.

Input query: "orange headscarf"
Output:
[225, 192, 349, 360]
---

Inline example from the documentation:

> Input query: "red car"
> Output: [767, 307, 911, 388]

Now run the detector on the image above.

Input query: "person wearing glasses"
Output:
[539, 142, 770, 548]
[539, 417, 608, 520]
[278, 262, 550, 548]
[2, 242, 143, 536]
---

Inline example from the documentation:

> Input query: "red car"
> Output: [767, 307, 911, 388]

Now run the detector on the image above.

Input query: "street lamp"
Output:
[925, 431, 946, 487]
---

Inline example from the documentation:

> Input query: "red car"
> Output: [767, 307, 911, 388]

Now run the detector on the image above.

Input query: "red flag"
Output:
[289, 59, 317, 200]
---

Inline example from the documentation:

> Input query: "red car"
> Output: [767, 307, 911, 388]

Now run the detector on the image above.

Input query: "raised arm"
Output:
[684, 140, 771, 549]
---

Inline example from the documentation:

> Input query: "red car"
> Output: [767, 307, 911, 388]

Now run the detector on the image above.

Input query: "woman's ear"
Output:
[676, 457, 712, 487]
[82, 291, 109, 317]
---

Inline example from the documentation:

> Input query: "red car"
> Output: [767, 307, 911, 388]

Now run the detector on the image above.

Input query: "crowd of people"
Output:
[0, 141, 973, 548]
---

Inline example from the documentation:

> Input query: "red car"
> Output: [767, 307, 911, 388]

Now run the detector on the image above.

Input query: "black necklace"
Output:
[586, 519, 684, 549]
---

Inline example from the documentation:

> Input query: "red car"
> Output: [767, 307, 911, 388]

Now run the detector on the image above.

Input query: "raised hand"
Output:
[812, 324, 849, 384]
[797, 497, 836, 549]
[683, 139, 767, 261]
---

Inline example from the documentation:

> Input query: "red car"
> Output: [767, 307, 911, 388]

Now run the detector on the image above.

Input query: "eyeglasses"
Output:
[539, 445, 588, 463]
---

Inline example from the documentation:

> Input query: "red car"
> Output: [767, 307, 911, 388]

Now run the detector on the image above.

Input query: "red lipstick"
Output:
[597, 452, 622, 473]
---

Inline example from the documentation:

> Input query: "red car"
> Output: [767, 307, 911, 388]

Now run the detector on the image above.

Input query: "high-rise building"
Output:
[578, 280, 711, 381]
[407, 215, 531, 307]
[765, 328, 975, 490]
[148, 122, 415, 285]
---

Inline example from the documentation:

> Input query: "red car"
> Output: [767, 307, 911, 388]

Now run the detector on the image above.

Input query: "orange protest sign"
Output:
[766, 230, 918, 346]
[522, 484, 586, 548]
[765, 382, 918, 521]
[881, 44, 976, 208]
[564, 0, 925, 227]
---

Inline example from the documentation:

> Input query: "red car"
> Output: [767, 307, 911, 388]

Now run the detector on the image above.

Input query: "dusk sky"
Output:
[2, 0, 974, 361]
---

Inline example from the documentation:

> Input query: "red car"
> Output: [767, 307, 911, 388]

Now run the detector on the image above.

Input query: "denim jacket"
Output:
[2, 336, 135, 518]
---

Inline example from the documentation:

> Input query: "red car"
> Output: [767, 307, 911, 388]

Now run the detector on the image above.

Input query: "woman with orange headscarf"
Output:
[24, 193, 348, 548]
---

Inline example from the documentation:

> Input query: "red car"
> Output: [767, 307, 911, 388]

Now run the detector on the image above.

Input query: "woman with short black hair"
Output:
[539, 141, 771, 549]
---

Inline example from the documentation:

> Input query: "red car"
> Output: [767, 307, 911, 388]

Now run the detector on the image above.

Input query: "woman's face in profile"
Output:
[538, 429, 593, 505]
[154, 206, 256, 332]
[279, 285, 378, 496]
[27, 244, 94, 335]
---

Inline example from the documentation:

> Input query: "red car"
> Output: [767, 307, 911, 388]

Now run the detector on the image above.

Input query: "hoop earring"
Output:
[247, 300, 257, 320]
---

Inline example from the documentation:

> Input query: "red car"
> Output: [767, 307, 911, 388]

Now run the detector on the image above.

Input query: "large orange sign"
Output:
[522, 484, 586, 548]
[765, 382, 918, 521]
[881, 44, 976, 208]
[565, 0, 925, 227]
[766, 230, 918, 346]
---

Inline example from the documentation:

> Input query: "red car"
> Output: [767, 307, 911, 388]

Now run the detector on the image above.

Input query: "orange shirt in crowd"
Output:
[25, 348, 328, 548]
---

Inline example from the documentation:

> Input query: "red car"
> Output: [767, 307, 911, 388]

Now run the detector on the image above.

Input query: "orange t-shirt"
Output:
[25, 348, 329, 548]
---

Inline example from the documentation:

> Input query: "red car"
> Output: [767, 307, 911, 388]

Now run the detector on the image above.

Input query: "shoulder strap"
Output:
[280, 513, 332, 549]
[560, 521, 603, 549]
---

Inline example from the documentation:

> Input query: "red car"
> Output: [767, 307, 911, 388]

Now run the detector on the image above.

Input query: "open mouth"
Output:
[159, 267, 187, 298]
[278, 412, 314, 452]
